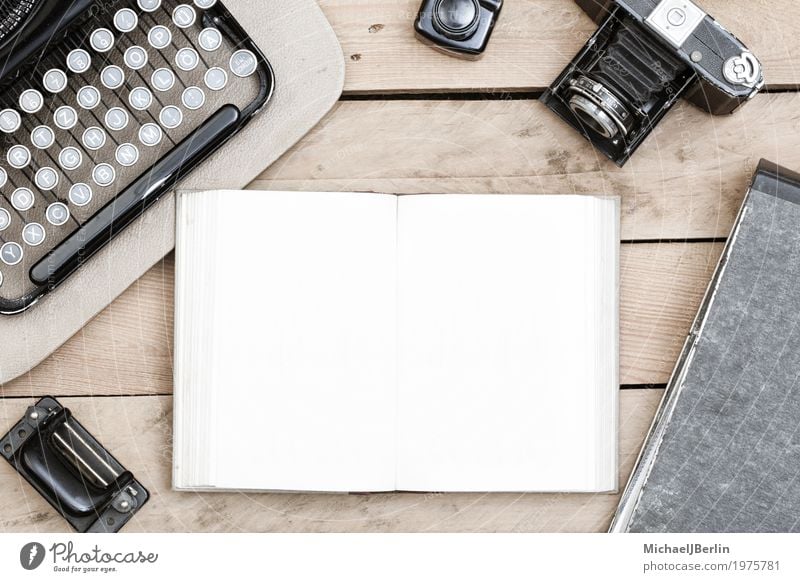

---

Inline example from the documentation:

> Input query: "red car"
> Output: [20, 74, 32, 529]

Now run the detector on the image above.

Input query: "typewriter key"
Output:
[101, 65, 125, 90]
[46, 203, 70, 227]
[35, 167, 59, 190]
[139, 123, 163, 147]
[148, 25, 172, 49]
[129, 87, 153, 111]
[43, 69, 67, 93]
[11, 187, 34, 211]
[199, 28, 222, 52]
[90, 28, 115, 53]
[173, 5, 197, 28]
[58, 147, 82, 171]
[0, 208, 10, 231]
[0, 109, 20, 133]
[139, 0, 162, 11]
[114, 8, 138, 33]
[105, 108, 130, 131]
[22, 223, 46, 247]
[1, 242, 22, 265]
[69, 184, 93, 207]
[67, 49, 91, 74]
[8, 145, 31, 169]
[19, 90, 43, 114]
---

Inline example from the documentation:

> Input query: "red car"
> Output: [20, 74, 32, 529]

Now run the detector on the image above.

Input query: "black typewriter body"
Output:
[0, 0, 274, 314]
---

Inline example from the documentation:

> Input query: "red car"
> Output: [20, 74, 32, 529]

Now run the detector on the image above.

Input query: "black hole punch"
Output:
[1, 397, 150, 532]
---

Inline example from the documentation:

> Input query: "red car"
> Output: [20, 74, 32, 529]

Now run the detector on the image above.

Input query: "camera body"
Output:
[541, 0, 763, 166]
[415, 0, 503, 60]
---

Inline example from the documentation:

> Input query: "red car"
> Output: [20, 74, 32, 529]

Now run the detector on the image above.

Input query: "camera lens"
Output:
[569, 95, 620, 139]
[433, 0, 481, 40]
[567, 76, 633, 139]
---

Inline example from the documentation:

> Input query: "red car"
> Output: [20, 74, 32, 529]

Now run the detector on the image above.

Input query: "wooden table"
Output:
[2, 0, 797, 532]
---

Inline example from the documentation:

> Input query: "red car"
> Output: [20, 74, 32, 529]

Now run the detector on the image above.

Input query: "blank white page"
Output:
[396, 195, 618, 492]
[177, 190, 398, 492]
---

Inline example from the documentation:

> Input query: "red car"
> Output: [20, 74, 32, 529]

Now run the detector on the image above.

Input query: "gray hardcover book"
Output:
[611, 160, 800, 533]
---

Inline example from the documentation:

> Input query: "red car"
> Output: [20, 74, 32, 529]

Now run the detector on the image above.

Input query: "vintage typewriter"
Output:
[0, 0, 273, 314]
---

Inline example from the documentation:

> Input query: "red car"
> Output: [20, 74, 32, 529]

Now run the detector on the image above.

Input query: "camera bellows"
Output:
[594, 21, 686, 107]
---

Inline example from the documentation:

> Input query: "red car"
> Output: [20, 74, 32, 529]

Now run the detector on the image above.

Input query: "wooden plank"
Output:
[0, 389, 661, 532]
[254, 96, 800, 241]
[322, 0, 800, 94]
[0, 243, 720, 397]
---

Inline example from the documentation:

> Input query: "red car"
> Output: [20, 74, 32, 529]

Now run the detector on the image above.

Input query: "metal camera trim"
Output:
[567, 75, 634, 139]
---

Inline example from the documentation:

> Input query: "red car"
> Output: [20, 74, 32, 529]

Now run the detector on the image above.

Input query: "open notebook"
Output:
[173, 191, 619, 493]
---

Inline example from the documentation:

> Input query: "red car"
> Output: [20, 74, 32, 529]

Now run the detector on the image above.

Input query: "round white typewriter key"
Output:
[1, 242, 22, 265]
[11, 187, 34, 211]
[31, 126, 55, 149]
[0, 208, 10, 231]
[124, 46, 148, 70]
[0, 109, 20, 133]
[46, 202, 70, 226]
[105, 107, 129, 131]
[173, 4, 197, 28]
[101, 65, 125, 90]
[114, 8, 138, 33]
[195, 0, 217, 8]
[43, 68, 68, 93]
[138, 123, 163, 147]
[77, 86, 101, 109]
[152, 68, 176, 92]
[204, 67, 228, 91]
[69, 183, 93, 206]
[35, 167, 59, 191]
[90, 28, 115, 53]
[0, 272, 3, 286]
[58, 147, 83, 171]
[54, 105, 78, 130]
[66, 49, 91, 74]
[0, 167, 6, 188]
[198, 28, 222, 52]
[230, 50, 258, 78]
[148, 25, 172, 50]
[82, 127, 107, 151]
[22, 222, 45, 247]
[115, 143, 139, 167]
[175, 47, 199, 71]
[181, 86, 205, 110]
[92, 163, 116, 187]
[138, 0, 162, 11]
[129, 87, 153, 111]
[159, 105, 183, 129]
[7, 145, 30, 169]
[19, 90, 43, 114]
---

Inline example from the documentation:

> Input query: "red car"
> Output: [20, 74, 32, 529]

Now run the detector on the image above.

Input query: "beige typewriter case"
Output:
[0, 0, 345, 383]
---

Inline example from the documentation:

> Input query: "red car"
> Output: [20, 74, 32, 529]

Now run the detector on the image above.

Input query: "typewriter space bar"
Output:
[31, 105, 241, 288]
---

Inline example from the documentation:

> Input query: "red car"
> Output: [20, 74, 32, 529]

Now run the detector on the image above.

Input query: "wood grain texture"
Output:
[322, 0, 800, 94]
[254, 95, 800, 241]
[0, 390, 661, 532]
[0, 243, 720, 397]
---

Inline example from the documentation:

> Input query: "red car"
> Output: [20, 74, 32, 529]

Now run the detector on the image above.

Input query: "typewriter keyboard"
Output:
[0, 0, 271, 311]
